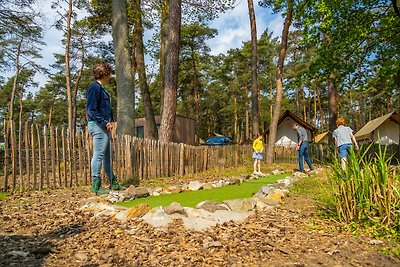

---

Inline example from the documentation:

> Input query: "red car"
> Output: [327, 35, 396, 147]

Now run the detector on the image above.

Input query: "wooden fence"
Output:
[1, 121, 398, 192]
[0, 122, 250, 192]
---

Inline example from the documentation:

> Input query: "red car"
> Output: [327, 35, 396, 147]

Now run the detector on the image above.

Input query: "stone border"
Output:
[79, 169, 319, 231]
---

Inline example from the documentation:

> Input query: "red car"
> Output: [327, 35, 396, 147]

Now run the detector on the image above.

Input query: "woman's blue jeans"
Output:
[298, 142, 313, 172]
[88, 123, 115, 181]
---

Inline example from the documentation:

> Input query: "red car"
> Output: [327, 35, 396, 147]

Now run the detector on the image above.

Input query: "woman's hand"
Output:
[106, 122, 113, 131]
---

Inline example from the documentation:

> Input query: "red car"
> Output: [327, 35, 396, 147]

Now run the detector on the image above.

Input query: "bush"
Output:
[328, 144, 400, 235]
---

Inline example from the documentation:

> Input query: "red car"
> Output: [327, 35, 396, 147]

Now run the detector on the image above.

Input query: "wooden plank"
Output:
[50, 126, 56, 188]
[18, 120, 23, 191]
[24, 122, 30, 190]
[31, 124, 37, 190]
[3, 120, 9, 192]
[10, 121, 17, 191]
[55, 128, 61, 187]
[36, 124, 43, 190]
[67, 132, 73, 187]
[86, 129, 91, 185]
[61, 128, 67, 188]
[43, 125, 50, 189]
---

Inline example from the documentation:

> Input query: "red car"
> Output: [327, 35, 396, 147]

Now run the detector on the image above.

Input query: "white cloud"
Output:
[207, 0, 283, 55]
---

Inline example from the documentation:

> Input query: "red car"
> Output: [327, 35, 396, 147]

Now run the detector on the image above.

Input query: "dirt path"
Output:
[1, 185, 399, 266]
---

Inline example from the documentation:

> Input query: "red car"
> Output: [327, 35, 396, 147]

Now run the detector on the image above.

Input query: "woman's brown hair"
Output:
[92, 64, 113, 80]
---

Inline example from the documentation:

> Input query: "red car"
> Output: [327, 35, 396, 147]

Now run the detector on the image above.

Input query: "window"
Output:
[136, 126, 144, 138]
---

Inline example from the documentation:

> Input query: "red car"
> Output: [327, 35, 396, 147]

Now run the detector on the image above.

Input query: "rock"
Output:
[196, 201, 229, 212]
[127, 204, 150, 218]
[228, 178, 241, 185]
[260, 186, 274, 195]
[203, 240, 223, 248]
[202, 182, 213, 190]
[163, 202, 186, 216]
[114, 204, 150, 221]
[166, 185, 182, 194]
[369, 239, 384, 245]
[212, 180, 225, 188]
[223, 198, 256, 212]
[188, 181, 203, 191]
[142, 207, 172, 228]
[9, 251, 29, 257]
[133, 187, 150, 198]
[31, 247, 56, 255]
[75, 251, 88, 261]
[271, 169, 284, 175]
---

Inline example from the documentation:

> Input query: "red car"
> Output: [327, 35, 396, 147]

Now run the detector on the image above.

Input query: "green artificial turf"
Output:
[118, 173, 288, 208]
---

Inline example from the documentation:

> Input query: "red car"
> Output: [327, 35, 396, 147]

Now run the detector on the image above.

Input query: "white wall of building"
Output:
[274, 117, 312, 147]
[373, 120, 399, 145]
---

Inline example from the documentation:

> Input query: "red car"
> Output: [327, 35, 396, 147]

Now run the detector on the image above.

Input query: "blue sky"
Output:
[16, 0, 283, 93]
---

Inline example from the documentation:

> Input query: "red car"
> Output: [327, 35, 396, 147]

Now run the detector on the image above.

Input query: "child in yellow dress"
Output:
[252, 133, 264, 175]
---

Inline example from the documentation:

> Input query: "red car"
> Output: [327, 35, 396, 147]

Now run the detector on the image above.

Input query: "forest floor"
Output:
[1, 165, 400, 267]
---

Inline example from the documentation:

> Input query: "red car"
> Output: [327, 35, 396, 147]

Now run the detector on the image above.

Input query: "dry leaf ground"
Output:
[1, 173, 400, 267]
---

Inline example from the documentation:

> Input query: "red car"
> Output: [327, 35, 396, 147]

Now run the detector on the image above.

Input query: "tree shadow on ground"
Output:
[0, 223, 84, 267]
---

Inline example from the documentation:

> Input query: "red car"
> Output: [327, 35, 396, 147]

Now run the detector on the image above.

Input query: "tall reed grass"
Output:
[329, 143, 400, 232]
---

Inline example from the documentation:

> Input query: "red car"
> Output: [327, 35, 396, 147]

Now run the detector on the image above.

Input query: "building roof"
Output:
[266, 110, 318, 134]
[314, 131, 329, 142]
[354, 112, 400, 140]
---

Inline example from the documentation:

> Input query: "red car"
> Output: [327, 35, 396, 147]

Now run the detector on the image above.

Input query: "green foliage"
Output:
[118, 173, 288, 208]
[328, 144, 400, 238]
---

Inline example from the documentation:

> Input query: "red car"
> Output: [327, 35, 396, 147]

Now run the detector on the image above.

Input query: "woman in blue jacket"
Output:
[86, 63, 125, 194]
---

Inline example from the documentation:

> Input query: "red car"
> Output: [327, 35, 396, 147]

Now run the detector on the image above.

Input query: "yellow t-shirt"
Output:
[253, 138, 263, 153]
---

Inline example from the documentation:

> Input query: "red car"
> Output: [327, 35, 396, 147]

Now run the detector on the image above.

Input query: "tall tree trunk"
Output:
[266, 0, 293, 164]
[234, 96, 238, 143]
[328, 72, 338, 135]
[357, 60, 365, 127]
[302, 83, 306, 121]
[72, 41, 85, 130]
[191, 46, 201, 143]
[134, 0, 158, 140]
[112, 0, 135, 136]
[245, 82, 249, 141]
[318, 87, 324, 129]
[247, 0, 259, 137]
[8, 38, 23, 124]
[159, 0, 170, 117]
[159, 0, 181, 142]
[313, 81, 317, 125]
[65, 0, 74, 138]
[269, 80, 273, 121]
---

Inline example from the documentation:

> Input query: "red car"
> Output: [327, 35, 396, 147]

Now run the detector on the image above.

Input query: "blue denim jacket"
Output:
[86, 82, 113, 128]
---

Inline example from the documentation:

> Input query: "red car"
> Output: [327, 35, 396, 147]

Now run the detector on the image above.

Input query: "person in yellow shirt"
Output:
[252, 133, 264, 175]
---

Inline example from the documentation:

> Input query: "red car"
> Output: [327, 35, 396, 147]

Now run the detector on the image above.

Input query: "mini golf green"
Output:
[118, 173, 288, 208]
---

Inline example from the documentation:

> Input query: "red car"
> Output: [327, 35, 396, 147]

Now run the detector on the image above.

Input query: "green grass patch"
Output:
[118, 173, 288, 208]
[0, 192, 9, 200]
[290, 173, 337, 218]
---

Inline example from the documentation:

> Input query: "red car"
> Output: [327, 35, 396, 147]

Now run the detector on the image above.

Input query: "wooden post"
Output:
[10, 121, 17, 191]
[61, 128, 67, 188]
[55, 128, 61, 187]
[43, 125, 50, 189]
[24, 122, 30, 190]
[31, 124, 37, 190]
[36, 124, 43, 190]
[50, 126, 56, 188]
[3, 120, 9, 192]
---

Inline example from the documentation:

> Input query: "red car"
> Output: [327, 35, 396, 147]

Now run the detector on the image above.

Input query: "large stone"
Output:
[228, 178, 241, 185]
[260, 186, 275, 195]
[127, 204, 150, 219]
[223, 198, 256, 212]
[202, 182, 213, 190]
[196, 200, 229, 212]
[188, 181, 203, 191]
[163, 202, 186, 216]
[142, 207, 172, 228]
